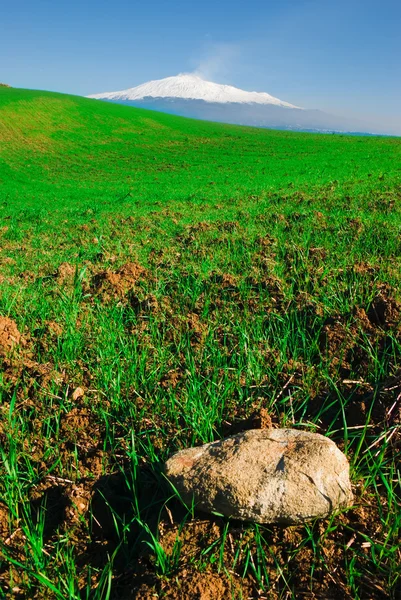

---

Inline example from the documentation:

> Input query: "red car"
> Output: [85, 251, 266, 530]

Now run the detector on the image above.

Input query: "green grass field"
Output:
[0, 86, 400, 599]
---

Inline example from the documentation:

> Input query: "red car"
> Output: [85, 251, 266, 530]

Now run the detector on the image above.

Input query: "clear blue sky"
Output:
[1, 0, 400, 132]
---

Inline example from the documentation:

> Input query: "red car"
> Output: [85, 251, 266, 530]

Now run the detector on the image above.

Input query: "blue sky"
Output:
[1, 0, 400, 132]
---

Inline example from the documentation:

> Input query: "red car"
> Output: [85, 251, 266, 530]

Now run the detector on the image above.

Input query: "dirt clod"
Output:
[367, 286, 401, 327]
[56, 262, 76, 284]
[91, 262, 147, 300]
[0, 317, 22, 356]
[72, 386, 85, 401]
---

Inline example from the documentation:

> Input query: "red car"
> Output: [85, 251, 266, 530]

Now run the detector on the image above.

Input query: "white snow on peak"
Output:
[87, 73, 300, 108]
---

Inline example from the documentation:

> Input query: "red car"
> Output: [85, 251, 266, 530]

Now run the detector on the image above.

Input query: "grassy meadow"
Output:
[0, 86, 400, 598]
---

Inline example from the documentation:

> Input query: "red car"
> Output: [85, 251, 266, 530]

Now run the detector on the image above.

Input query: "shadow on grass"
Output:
[80, 462, 189, 597]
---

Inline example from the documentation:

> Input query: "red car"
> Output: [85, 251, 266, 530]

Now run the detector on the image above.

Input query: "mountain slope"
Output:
[117, 96, 377, 134]
[88, 73, 300, 108]
[88, 74, 379, 134]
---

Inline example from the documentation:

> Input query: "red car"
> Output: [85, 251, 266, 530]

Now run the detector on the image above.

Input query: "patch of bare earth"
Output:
[131, 569, 248, 600]
[0, 316, 22, 356]
[91, 261, 148, 300]
[1, 267, 400, 598]
[0, 317, 64, 393]
[55, 261, 76, 284]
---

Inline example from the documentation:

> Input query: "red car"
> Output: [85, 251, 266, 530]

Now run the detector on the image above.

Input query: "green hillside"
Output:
[0, 88, 400, 599]
[1, 87, 400, 210]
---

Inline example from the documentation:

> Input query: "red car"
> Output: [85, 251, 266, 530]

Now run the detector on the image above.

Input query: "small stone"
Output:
[165, 429, 353, 524]
[72, 387, 85, 401]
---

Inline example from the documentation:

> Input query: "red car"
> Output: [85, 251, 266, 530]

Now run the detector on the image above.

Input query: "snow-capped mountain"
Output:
[88, 74, 379, 135]
[88, 73, 300, 109]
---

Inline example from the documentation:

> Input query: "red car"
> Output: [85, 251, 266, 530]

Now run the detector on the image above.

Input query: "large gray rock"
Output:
[165, 429, 353, 524]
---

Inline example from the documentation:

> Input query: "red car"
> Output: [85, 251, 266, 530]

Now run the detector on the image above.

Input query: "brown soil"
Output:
[131, 568, 248, 599]
[1, 270, 400, 598]
[55, 261, 76, 284]
[160, 368, 183, 389]
[320, 291, 401, 380]
[91, 261, 147, 300]
[367, 284, 401, 328]
[102, 485, 387, 600]
[225, 407, 274, 436]
[0, 317, 22, 356]
[0, 503, 9, 541]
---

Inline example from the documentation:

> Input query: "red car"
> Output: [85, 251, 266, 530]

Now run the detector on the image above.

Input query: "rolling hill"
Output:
[0, 86, 401, 599]
[1, 86, 400, 217]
